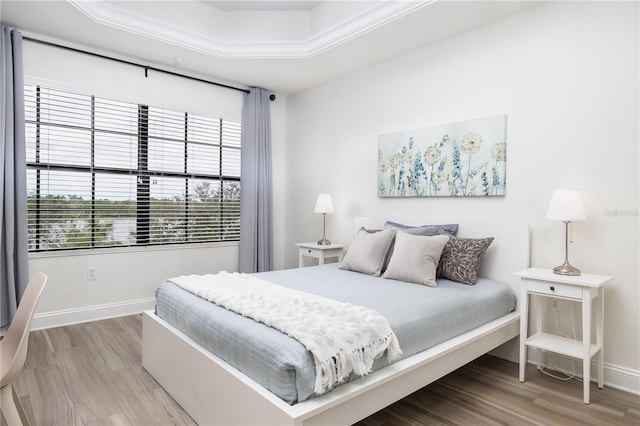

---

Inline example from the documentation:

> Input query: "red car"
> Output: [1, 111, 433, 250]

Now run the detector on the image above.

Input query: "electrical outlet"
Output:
[549, 298, 560, 312]
[87, 266, 97, 281]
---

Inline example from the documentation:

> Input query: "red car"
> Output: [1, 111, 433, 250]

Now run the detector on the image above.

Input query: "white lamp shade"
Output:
[546, 188, 586, 221]
[314, 194, 334, 214]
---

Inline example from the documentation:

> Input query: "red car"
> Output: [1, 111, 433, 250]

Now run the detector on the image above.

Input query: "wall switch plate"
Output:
[87, 267, 97, 281]
[549, 298, 560, 312]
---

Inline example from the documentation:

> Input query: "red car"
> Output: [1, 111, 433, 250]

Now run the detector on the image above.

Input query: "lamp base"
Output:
[317, 238, 332, 245]
[552, 261, 581, 276]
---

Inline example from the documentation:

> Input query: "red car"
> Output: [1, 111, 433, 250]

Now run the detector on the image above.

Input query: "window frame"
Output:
[25, 83, 242, 253]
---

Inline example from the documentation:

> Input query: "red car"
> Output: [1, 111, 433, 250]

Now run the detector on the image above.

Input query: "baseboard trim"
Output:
[527, 347, 640, 396]
[32, 298, 155, 330]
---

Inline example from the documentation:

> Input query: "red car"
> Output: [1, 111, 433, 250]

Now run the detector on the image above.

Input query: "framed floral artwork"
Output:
[377, 114, 507, 197]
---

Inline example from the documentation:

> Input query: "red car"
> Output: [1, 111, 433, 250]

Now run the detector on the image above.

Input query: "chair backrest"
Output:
[0, 273, 47, 388]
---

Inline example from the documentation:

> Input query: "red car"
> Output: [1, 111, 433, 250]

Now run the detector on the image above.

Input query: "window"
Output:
[25, 84, 241, 252]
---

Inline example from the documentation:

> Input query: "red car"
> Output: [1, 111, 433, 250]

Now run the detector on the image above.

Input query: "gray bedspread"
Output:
[154, 264, 516, 404]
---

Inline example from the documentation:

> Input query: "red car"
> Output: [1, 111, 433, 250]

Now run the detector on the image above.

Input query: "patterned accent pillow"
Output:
[437, 235, 494, 285]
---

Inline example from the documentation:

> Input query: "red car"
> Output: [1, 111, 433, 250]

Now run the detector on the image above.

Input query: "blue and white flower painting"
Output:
[378, 115, 507, 197]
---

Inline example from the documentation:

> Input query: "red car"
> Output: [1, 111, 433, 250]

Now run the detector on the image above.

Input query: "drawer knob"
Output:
[550, 286, 555, 291]
[308, 249, 312, 253]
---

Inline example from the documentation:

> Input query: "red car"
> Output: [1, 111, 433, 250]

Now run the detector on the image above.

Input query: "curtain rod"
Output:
[22, 35, 251, 94]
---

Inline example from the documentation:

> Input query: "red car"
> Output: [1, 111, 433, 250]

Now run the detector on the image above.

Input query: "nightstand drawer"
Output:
[528, 279, 582, 300]
[303, 247, 322, 257]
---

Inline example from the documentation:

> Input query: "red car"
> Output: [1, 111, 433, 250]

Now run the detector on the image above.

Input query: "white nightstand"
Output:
[514, 267, 612, 404]
[295, 242, 345, 268]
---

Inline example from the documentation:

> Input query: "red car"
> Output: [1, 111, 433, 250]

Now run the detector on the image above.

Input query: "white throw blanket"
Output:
[169, 271, 402, 395]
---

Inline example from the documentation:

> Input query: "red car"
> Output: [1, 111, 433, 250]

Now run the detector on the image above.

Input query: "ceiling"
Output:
[1, 1, 542, 95]
[204, 1, 323, 11]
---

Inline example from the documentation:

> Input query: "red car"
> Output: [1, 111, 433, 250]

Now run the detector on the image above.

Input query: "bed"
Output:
[142, 218, 530, 425]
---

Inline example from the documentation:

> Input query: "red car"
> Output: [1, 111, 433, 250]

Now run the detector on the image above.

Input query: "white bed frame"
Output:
[142, 219, 529, 425]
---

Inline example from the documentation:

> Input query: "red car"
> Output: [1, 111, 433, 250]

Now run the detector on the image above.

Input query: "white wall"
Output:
[23, 40, 243, 120]
[29, 244, 239, 328]
[284, 1, 639, 386]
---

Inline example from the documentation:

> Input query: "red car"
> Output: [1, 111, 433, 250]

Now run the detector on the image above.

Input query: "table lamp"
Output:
[314, 194, 334, 245]
[546, 188, 586, 276]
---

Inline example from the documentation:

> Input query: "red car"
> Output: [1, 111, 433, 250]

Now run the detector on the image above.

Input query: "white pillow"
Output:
[382, 231, 449, 287]
[339, 228, 396, 276]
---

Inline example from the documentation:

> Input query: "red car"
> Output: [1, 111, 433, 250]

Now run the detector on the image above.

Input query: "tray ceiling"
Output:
[1, 1, 542, 94]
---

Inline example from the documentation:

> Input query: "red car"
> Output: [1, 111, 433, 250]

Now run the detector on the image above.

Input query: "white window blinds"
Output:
[25, 84, 241, 251]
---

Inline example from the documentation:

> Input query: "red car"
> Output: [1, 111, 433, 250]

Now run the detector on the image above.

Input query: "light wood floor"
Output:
[4, 314, 639, 425]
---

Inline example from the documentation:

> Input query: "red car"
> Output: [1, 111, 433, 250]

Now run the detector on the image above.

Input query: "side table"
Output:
[295, 242, 345, 268]
[514, 267, 612, 404]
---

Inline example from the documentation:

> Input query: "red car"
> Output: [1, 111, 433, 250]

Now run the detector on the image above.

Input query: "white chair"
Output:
[1, 273, 47, 426]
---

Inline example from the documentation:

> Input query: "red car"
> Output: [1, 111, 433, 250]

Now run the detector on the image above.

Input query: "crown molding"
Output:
[67, 0, 434, 59]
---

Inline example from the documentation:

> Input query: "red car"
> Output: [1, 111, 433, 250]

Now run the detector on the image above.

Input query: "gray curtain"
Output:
[1, 26, 29, 327]
[239, 88, 273, 273]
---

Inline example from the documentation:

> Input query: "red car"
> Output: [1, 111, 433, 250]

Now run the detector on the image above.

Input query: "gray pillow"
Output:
[381, 221, 458, 271]
[383, 221, 458, 236]
[383, 231, 449, 287]
[437, 235, 494, 285]
[339, 228, 396, 276]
